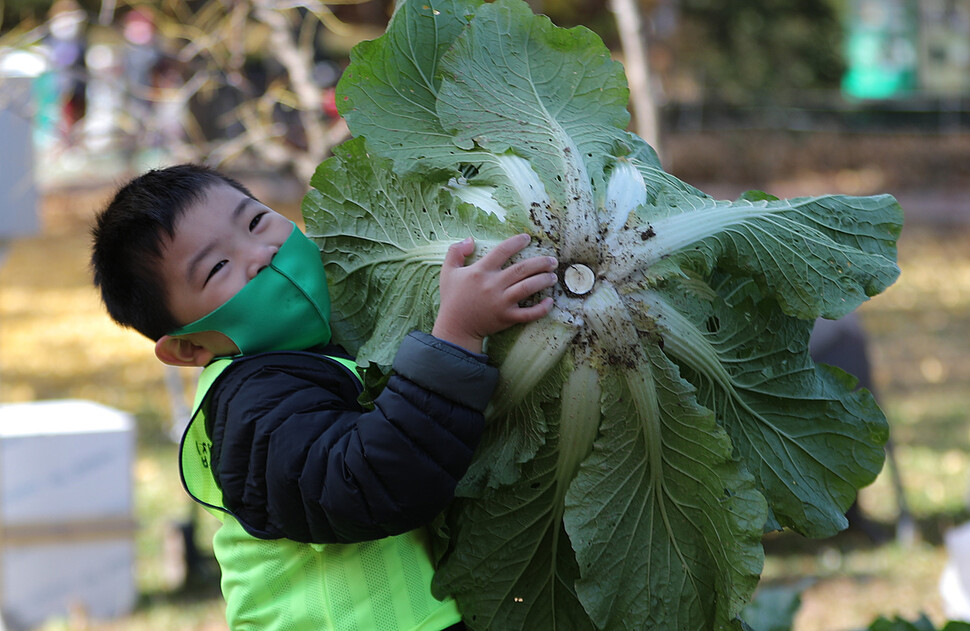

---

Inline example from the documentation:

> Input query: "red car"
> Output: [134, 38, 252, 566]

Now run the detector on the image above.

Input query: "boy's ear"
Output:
[154, 335, 217, 367]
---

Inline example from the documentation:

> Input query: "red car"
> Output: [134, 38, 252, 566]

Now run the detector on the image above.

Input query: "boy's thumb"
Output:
[444, 237, 474, 267]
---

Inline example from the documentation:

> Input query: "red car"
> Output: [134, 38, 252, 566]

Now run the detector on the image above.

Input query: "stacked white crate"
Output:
[0, 400, 137, 630]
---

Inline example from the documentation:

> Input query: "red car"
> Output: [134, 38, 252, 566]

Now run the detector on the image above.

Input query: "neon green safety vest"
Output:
[180, 355, 463, 631]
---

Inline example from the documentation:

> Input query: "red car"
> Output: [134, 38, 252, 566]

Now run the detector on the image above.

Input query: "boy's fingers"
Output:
[444, 237, 474, 268]
[508, 297, 555, 323]
[503, 255, 558, 285]
[506, 272, 558, 303]
[481, 233, 531, 267]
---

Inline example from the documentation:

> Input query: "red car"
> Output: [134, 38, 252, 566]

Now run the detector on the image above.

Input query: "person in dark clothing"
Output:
[90, 164, 559, 631]
[810, 313, 913, 544]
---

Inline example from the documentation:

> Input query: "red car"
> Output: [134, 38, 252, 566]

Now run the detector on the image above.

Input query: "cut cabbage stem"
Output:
[564, 263, 595, 295]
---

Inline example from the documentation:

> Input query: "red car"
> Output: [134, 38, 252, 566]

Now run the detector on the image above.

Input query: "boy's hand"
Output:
[432, 234, 557, 354]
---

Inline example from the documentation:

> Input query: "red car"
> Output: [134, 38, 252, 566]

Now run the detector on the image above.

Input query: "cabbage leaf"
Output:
[301, 0, 901, 628]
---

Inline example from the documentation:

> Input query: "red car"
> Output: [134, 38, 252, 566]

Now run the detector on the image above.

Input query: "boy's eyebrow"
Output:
[185, 197, 254, 284]
[186, 241, 218, 285]
[231, 196, 253, 220]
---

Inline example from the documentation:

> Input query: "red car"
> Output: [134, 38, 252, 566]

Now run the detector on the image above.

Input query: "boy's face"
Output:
[158, 182, 294, 349]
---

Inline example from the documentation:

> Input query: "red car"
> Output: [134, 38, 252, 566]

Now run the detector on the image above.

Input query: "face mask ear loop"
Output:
[167, 295, 249, 357]
[178, 327, 247, 359]
[225, 332, 247, 358]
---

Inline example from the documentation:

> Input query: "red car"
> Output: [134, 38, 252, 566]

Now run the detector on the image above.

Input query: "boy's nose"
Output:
[247, 244, 280, 280]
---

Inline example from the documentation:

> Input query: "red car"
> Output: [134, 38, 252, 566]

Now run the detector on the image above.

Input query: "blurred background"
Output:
[1, 0, 968, 629]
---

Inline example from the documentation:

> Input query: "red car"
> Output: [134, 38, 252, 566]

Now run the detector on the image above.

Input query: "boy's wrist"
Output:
[430, 323, 483, 355]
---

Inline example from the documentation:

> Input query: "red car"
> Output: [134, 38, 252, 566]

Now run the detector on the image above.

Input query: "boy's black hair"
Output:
[91, 164, 255, 341]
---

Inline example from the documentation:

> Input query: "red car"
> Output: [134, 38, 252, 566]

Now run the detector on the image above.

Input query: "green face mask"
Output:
[169, 224, 332, 356]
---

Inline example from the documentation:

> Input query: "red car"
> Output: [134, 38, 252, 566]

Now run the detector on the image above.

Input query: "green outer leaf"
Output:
[302, 137, 520, 366]
[565, 284, 764, 631]
[436, 0, 630, 203]
[336, 0, 480, 176]
[609, 189, 903, 321]
[639, 276, 889, 537]
[433, 357, 597, 631]
[697, 194, 903, 320]
[435, 483, 595, 631]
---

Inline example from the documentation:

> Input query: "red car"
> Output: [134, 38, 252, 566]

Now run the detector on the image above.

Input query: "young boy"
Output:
[90, 164, 558, 631]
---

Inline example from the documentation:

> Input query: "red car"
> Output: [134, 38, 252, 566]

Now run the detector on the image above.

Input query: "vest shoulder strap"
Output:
[180, 353, 361, 518]
[192, 357, 233, 411]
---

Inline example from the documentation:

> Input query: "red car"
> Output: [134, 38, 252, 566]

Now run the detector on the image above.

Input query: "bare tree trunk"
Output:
[609, 0, 660, 155]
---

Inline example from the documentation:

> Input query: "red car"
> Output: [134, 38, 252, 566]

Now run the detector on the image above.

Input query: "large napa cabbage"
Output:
[301, 1, 902, 628]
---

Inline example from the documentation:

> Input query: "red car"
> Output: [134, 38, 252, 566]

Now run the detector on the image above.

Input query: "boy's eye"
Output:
[249, 212, 266, 231]
[204, 260, 227, 286]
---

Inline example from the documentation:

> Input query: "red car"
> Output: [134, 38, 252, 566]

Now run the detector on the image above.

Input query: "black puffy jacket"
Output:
[203, 331, 497, 544]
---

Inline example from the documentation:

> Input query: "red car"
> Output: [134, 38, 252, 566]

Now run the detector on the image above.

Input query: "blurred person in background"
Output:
[46, 0, 87, 146]
[811, 312, 913, 543]
[121, 7, 162, 148]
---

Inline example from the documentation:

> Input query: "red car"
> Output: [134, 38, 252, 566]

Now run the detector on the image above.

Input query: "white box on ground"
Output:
[0, 400, 137, 630]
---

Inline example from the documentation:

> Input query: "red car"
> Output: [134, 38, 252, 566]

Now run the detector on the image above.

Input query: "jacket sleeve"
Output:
[206, 331, 497, 544]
